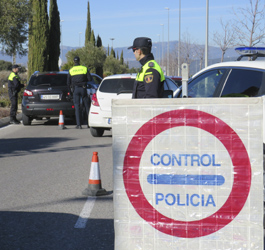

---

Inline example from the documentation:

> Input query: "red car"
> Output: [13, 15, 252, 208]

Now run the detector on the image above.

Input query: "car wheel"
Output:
[90, 127, 104, 137]
[22, 113, 32, 125]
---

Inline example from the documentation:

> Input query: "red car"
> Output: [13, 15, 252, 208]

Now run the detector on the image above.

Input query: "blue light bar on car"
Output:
[235, 47, 265, 55]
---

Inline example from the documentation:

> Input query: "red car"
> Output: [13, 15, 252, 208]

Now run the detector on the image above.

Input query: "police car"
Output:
[175, 47, 265, 146]
[175, 47, 265, 205]
[175, 47, 265, 99]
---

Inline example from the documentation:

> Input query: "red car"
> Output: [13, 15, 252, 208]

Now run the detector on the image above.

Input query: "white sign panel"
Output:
[112, 98, 263, 250]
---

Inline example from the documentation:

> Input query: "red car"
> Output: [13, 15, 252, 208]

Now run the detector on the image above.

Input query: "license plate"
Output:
[41, 95, 60, 100]
[108, 118, 112, 124]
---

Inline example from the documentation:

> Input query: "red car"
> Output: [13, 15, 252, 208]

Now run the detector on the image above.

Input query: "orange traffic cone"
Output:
[82, 152, 107, 196]
[58, 110, 66, 129]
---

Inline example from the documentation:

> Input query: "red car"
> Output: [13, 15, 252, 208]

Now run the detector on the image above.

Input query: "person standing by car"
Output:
[128, 37, 165, 98]
[8, 65, 25, 124]
[67, 56, 92, 129]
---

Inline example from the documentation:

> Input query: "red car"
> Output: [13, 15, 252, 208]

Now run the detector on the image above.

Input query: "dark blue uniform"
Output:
[67, 65, 92, 128]
[8, 70, 24, 122]
[132, 53, 165, 98]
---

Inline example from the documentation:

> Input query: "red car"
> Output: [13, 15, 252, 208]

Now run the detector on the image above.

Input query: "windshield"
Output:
[29, 74, 68, 87]
[187, 69, 226, 97]
[99, 78, 134, 94]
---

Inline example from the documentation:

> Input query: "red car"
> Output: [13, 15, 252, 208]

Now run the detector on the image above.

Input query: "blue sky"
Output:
[56, 0, 255, 49]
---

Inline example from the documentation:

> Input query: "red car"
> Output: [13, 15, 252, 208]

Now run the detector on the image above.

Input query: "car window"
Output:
[165, 78, 178, 92]
[187, 69, 226, 97]
[99, 78, 134, 94]
[29, 74, 68, 87]
[221, 69, 264, 97]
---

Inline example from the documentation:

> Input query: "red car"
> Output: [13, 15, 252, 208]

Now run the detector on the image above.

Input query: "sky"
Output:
[55, 0, 257, 49]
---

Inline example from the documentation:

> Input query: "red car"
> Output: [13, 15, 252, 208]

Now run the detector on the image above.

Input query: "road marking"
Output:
[74, 197, 97, 229]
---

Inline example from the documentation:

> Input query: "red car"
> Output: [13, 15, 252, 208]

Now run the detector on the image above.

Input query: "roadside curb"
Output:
[0, 113, 22, 128]
[0, 105, 22, 128]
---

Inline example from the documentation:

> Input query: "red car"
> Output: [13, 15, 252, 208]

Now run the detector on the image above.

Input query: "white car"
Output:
[88, 73, 179, 137]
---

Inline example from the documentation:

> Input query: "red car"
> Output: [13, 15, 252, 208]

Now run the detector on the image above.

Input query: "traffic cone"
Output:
[58, 110, 66, 129]
[82, 152, 108, 196]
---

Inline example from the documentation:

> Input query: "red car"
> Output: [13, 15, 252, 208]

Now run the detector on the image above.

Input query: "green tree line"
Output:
[0, 0, 136, 78]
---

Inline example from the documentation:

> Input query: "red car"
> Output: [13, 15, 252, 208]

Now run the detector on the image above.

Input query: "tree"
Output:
[233, 0, 265, 46]
[110, 47, 115, 58]
[120, 50, 124, 65]
[85, 1, 91, 47]
[213, 19, 235, 62]
[64, 43, 106, 73]
[96, 35, 103, 77]
[48, 0, 60, 71]
[0, 0, 31, 64]
[27, 0, 49, 78]
[103, 55, 130, 76]
[90, 30, 96, 46]
[96, 35, 102, 47]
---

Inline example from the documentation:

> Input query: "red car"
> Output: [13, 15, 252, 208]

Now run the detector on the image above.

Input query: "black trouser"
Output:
[8, 89, 18, 120]
[73, 87, 90, 126]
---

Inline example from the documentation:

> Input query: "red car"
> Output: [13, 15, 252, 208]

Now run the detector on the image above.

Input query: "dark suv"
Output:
[22, 71, 74, 125]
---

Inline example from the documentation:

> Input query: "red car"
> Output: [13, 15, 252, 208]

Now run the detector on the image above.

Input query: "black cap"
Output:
[73, 56, 80, 63]
[128, 37, 152, 49]
[12, 64, 20, 69]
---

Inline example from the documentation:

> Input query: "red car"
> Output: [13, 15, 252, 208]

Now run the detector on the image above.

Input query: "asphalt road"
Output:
[0, 118, 114, 250]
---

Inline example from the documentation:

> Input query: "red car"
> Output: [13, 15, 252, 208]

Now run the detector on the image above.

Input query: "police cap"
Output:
[73, 56, 80, 63]
[128, 37, 152, 50]
[12, 64, 20, 69]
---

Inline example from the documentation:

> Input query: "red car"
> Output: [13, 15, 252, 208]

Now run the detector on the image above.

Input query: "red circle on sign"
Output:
[123, 109, 251, 238]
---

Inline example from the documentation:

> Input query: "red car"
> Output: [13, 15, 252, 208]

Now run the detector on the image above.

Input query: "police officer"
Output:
[8, 64, 24, 124]
[67, 56, 92, 129]
[128, 37, 165, 98]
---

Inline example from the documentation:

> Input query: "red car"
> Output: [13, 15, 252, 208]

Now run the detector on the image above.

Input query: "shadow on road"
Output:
[0, 137, 112, 158]
[0, 210, 114, 250]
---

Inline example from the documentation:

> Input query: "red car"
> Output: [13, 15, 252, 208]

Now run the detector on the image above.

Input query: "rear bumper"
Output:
[89, 107, 112, 129]
[22, 102, 75, 117]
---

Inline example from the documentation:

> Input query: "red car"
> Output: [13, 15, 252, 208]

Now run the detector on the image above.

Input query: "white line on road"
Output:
[74, 197, 97, 229]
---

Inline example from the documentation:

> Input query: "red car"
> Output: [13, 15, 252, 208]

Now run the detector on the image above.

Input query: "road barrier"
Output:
[112, 98, 263, 250]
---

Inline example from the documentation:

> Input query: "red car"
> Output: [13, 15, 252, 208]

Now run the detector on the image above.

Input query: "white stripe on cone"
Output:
[89, 162, 101, 185]
[59, 111, 64, 125]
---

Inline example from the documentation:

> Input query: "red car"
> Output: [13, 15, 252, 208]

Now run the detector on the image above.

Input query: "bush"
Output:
[0, 70, 27, 107]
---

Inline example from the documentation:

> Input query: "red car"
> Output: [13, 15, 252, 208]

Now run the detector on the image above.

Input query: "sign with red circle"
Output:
[123, 109, 251, 238]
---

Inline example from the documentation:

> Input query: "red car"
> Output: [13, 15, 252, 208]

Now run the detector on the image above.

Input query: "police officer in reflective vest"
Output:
[67, 56, 92, 129]
[8, 64, 24, 124]
[128, 37, 165, 98]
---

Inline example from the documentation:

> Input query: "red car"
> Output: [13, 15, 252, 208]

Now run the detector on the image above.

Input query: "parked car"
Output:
[168, 76, 182, 87]
[88, 73, 179, 137]
[87, 74, 103, 99]
[175, 48, 265, 99]
[22, 71, 102, 125]
[174, 47, 265, 151]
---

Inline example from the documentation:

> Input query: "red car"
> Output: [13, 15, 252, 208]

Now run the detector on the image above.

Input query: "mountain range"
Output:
[0, 40, 239, 75]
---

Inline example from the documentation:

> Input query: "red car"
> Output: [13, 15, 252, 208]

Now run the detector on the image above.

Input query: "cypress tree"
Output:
[28, 0, 49, 78]
[90, 29, 95, 46]
[96, 35, 102, 47]
[110, 47, 115, 58]
[120, 50, 124, 65]
[85, 1, 91, 46]
[48, 0, 60, 71]
[95, 35, 103, 77]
